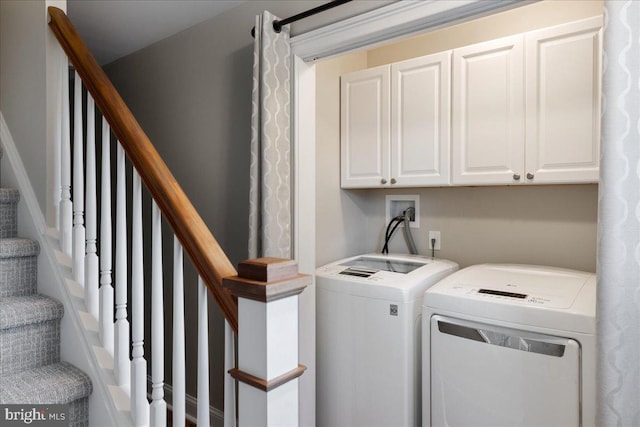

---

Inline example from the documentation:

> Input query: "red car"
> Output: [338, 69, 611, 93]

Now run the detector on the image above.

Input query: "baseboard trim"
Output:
[147, 376, 224, 427]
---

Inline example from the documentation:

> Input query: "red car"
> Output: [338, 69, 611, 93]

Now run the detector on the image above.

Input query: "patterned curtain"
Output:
[248, 11, 292, 259]
[597, 1, 640, 425]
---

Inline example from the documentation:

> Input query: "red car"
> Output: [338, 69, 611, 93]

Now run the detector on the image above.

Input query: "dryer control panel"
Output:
[443, 279, 584, 309]
[478, 289, 527, 299]
[427, 264, 594, 310]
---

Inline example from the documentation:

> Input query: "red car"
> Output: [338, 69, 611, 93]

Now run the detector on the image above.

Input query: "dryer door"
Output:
[430, 315, 580, 427]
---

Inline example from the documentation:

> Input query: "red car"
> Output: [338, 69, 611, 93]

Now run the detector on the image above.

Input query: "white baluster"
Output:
[51, 62, 62, 231]
[72, 70, 85, 285]
[198, 277, 210, 427]
[114, 143, 130, 387]
[224, 320, 236, 427]
[99, 117, 114, 355]
[150, 201, 166, 426]
[131, 169, 148, 426]
[84, 94, 99, 319]
[172, 238, 186, 427]
[59, 63, 72, 256]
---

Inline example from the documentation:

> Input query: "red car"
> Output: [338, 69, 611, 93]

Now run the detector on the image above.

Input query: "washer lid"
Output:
[316, 253, 459, 301]
[339, 256, 426, 274]
[437, 264, 591, 309]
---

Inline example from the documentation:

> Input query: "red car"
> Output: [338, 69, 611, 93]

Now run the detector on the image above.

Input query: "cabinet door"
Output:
[452, 35, 525, 185]
[525, 16, 602, 184]
[391, 51, 451, 186]
[341, 66, 390, 188]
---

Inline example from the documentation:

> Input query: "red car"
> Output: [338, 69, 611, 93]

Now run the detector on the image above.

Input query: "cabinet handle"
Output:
[513, 174, 521, 181]
[526, 173, 534, 180]
[381, 178, 388, 185]
[390, 178, 397, 184]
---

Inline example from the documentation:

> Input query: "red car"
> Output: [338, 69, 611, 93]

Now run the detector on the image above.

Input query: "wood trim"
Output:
[224, 273, 310, 302]
[229, 365, 307, 392]
[47, 6, 239, 333]
[237, 257, 299, 282]
[224, 258, 310, 302]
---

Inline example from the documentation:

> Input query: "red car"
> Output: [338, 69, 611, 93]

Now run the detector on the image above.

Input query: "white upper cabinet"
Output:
[452, 17, 602, 186]
[391, 51, 451, 186]
[341, 16, 602, 189]
[341, 52, 451, 188]
[341, 65, 390, 188]
[525, 16, 602, 184]
[452, 35, 525, 185]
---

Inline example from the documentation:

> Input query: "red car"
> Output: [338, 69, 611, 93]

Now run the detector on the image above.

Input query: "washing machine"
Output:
[422, 264, 596, 427]
[316, 253, 459, 427]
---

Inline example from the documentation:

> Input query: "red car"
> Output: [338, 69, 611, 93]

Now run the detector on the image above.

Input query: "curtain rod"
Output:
[251, 0, 353, 38]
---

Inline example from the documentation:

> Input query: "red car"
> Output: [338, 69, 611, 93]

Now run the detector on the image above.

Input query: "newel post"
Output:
[223, 258, 310, 426]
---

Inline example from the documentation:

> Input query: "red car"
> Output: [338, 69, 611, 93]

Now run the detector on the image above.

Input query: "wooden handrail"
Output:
[47, 6, 239, 333]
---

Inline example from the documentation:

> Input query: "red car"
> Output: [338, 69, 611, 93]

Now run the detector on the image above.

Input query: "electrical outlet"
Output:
[429, 231, 441, 250]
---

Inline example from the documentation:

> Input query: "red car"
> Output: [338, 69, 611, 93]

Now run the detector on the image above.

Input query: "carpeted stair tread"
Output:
[0, 362, 92, 404]
[0, 188, 19, 204]
[0, 238, 39, 258]
[0, 176, 92, 421]
[0, 294, 64, 330]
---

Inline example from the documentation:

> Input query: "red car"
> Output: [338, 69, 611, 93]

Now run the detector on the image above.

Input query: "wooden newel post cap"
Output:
[223, 257, 311, 302]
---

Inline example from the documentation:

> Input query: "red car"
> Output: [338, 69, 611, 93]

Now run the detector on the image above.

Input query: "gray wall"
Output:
[102, 0, 392, 414]
[0, 0, 47, 213]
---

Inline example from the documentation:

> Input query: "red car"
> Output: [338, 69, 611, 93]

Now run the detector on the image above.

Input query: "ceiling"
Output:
[67, 0, 247, 65]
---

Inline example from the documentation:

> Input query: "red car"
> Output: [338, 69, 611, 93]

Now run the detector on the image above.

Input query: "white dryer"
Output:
[316, 253, 458, 427]
[422, 264, 596, 427]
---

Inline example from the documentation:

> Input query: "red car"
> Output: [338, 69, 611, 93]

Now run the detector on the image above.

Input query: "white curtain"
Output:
[597, 1, 640, 425]
[248, 11, 292, 259]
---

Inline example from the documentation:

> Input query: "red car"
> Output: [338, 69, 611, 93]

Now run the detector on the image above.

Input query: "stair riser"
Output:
[0, 320, 61, 375]
[0, 255, 37, 298]
[68, 397, 89, 427]
[0, 200, 17, 239]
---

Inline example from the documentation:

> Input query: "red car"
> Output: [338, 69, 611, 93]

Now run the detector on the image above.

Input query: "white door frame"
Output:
[289, 1, 533, 425]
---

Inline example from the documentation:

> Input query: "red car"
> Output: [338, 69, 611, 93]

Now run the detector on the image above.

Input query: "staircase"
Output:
[0, 5, 309, 425]
[0, 179, 92, 425]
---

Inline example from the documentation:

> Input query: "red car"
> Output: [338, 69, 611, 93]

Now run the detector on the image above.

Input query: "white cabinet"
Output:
[341, 16, 602, 188]
[341, 52, 451, 188]
[391, 51, 451, 187]
[452, 16, 602, 186]
[525, 16, 602, 184]
[391, 52, 451, 186]
[340, 65, 390, 188]
[452, 35, 525, 185]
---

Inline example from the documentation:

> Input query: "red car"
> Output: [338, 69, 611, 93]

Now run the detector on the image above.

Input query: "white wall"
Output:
[0, 0, 48, 214]
[315, 0, 602, 272]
